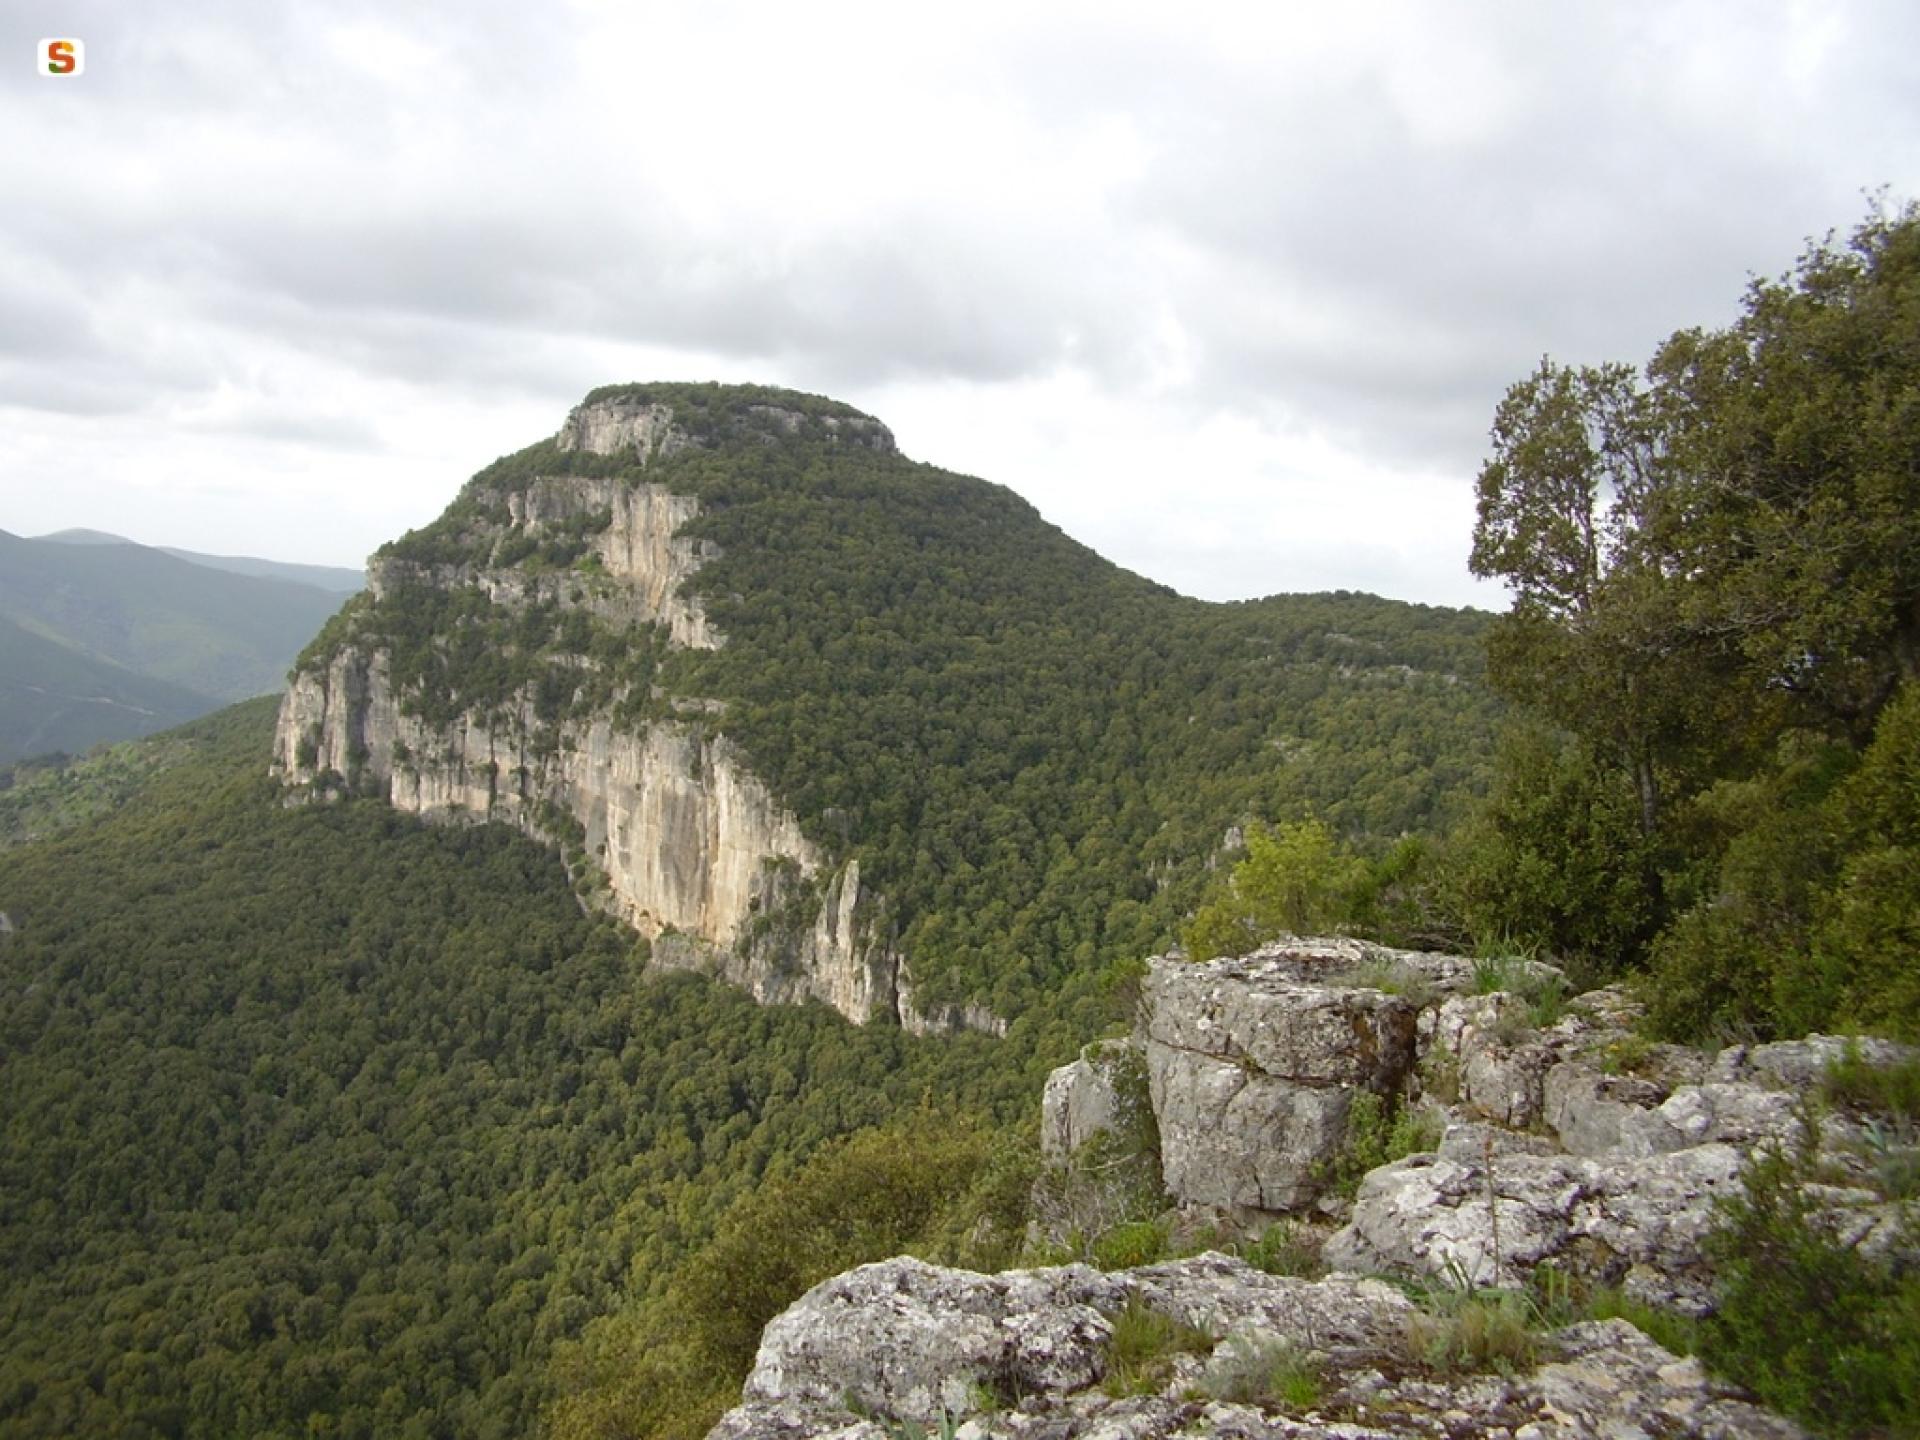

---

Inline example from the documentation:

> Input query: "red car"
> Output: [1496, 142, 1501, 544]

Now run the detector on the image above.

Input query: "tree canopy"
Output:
[1461, 200, 1920, 1037]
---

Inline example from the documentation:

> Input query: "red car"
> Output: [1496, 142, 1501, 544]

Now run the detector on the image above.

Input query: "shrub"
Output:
[1825, 1044, 1920, 1122]
[1702, 1141, 1920, 1437]
[1330, 1090, 1441, 1197]
[1183, 820, 1370, 960]
[1527, 1263, 1700, 1357]
[1239, 1220, 1324, 1279]
[1092, 1219, 1169, 1271]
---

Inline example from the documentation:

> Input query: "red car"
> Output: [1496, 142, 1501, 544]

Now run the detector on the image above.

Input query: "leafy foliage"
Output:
[1461, 201, 1920, 1039]
[1704, 1140, 1920, 1436]
[1329, 1090, 1440, 1197]
[1182, 819, 1371, 960]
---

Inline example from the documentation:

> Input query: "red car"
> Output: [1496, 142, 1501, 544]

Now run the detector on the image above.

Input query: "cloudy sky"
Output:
[3, 1, 1916, 609]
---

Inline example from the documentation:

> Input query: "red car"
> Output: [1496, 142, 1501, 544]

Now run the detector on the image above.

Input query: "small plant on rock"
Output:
[1239, 1220, 1324, 1279]
[1595, 1033, 1655, 1076]
[1331, 1090, 1442, 1197]
[1091, 1219, 1170, 1271]
[1100, 1297, 1217, 1398]
[1403, 1285, 1543, 1376]
[1198, 1335, 1324, 1409]
[1332, 959, 1439, 1009]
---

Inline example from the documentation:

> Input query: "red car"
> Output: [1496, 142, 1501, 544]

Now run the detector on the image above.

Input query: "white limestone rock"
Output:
[706, 1255, 1810, 1440]
[1323, 1142, 1753, 1310]
[1140, 947, 1430, 1216]
[1043, 1040, 1148, 1165]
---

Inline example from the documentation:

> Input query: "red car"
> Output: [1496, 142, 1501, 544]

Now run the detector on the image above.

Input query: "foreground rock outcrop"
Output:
[703, 940, 1920, 1439]
[1040, 940, 1917, 1312]
[273, 391, 983, 1030]
[705, 1254, 1808, 1440]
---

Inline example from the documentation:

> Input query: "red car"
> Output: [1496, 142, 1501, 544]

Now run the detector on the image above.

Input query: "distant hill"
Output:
[0, 529, 349, 708]
[36, 528, 364, 594]
[0, 614, 214, 765]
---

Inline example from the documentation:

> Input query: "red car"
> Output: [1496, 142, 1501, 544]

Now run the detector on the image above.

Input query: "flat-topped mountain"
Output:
[277, 382, 1498, 1028]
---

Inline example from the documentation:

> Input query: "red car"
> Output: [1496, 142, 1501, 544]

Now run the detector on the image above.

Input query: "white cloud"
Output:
[0, 0, 1915, 603]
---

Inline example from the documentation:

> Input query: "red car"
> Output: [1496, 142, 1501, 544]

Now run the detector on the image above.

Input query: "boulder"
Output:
[1323, 1143, 1751, 1310]
[744, 1257, 1124, 1425]
[1042, 1039, 1148, 1165]
[1140, 946, 1433, 1215]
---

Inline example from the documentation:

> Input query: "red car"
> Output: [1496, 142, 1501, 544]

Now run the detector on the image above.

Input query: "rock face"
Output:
[705, 1254, 1808, 1440]
[1042, 1039, 1151, 1165]
[1135, 942, 1461, 1218]
[272, 392, 958, 1030]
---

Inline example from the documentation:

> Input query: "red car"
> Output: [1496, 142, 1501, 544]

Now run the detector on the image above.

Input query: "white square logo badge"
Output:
[39, 39, 84, 77]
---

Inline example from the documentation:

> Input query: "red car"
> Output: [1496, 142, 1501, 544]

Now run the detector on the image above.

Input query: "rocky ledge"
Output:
[702, 938, 1917, 1440]
[706, 1253, 1806, 1440]
[1049, 943, 1914, 1312]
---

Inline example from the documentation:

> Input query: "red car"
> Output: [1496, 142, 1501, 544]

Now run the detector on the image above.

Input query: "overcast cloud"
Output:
[2, 0, 1916, 608]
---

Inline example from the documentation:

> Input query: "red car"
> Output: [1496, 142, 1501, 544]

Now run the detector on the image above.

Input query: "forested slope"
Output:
[0, 702, 1061, 1439]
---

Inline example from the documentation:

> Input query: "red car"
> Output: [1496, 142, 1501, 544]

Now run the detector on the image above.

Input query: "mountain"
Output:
[280, 381, 1500, 1031]
[0, 530, 349, 759]
[0, 613, 215, 765]
[0, 384, 1505, 1438]
[37, 528, 366, 594]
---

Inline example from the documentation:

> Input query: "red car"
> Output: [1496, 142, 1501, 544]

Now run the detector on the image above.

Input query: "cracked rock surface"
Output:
[705, 1256, 1807, 1440]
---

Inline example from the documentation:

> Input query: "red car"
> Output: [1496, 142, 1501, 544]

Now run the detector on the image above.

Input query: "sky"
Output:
[2, 2, 1916, 610]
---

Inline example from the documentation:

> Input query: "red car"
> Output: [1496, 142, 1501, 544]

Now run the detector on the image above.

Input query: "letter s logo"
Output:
[40, 39, 84, 76]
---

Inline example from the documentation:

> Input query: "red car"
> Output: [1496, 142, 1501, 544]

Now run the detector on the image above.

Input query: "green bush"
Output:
[1239, 1221, 1324, 1279]
[1183, 819, 1371, 960]
[1330, 1090, 1440, 1196]
[1702, 1142, 1920, 1437]
[1092, 1219, 1170, 1271]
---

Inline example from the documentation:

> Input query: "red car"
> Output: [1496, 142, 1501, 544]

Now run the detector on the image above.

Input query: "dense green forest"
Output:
[310, 381, 1501, 1016]
[0, 702, 1070, 1439]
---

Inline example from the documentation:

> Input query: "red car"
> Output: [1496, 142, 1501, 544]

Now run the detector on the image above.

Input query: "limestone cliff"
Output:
[272, 389, 929, 1028]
